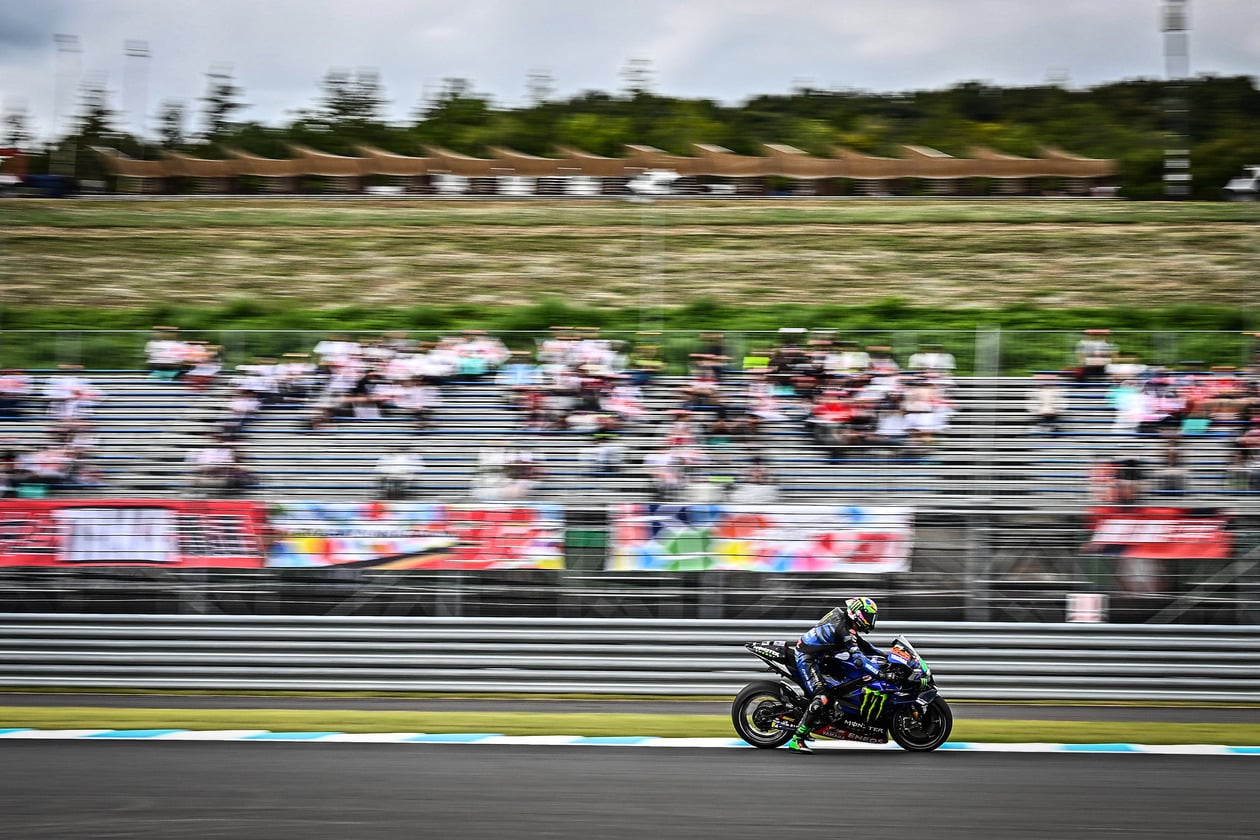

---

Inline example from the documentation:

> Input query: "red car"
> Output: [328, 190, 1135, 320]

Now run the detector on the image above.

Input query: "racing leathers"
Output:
[788, 608, 881, 749]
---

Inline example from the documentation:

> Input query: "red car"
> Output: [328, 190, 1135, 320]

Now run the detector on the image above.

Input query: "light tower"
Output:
[1162, 0, 1190, 198]
[124, 40, 150, 154]
[52, 33, 81, 177]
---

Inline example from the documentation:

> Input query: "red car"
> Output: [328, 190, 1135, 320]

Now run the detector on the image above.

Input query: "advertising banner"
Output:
[266, 502, 565, 569]
[0, 499, 267, 568]
[609, 504, 913, 573]
[1083, 506, 1232, 560]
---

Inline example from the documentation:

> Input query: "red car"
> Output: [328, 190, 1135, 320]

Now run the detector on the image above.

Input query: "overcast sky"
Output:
[2, 0, 1257, 142]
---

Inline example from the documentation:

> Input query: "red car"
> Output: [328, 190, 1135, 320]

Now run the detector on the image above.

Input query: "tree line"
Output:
[6, 68, 1260, 199]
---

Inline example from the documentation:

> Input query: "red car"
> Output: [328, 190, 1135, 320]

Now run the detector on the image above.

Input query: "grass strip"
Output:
[3, 706, 1260, 745]
[1, 687, 1256, 709]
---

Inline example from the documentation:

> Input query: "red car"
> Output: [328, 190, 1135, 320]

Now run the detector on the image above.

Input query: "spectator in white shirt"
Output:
[1027, 375, 1068, 433]
[375, 447, 424, 499]
[186, 436, 237, 493]
[0, 369, 31, 419]
[907, 344, 956, 373]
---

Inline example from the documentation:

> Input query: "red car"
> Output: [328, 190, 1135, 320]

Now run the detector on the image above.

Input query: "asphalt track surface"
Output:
[4, 693, 1259, 722]
[5, 741, 1258, 840]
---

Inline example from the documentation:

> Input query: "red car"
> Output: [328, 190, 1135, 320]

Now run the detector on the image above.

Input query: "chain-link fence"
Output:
[1, 512, 1256, 624]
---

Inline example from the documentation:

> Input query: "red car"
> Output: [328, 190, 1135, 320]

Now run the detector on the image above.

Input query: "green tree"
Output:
[2, 104, 32, 148]
[157, 100, 186, 149]
[416, 78, 494, 152]
[555, 112, 631, 157]
[314, 68, 387, 128]
[202, 68, 247, 139]
[76, 79, 117, 139]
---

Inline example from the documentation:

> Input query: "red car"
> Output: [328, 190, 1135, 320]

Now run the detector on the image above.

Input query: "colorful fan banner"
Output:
[266, 501, 565, 570]
[609, 504, 913, 573]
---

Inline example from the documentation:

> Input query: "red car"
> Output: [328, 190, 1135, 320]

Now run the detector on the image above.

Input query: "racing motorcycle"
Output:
[732, 635, 952, 752]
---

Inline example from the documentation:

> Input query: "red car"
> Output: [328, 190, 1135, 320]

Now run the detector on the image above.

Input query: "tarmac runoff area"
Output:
[4, 742, 1260, 840]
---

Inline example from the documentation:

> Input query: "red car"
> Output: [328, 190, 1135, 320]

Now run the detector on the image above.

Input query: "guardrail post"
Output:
[699, 570, 723, 619]
[437, 571, 464, 617]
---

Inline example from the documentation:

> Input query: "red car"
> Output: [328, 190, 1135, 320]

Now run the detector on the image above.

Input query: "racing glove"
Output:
[850, 649, 880, 676]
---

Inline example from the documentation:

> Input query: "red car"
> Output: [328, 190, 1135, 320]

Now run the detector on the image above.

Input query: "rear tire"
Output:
[889, 696, 953, 752]
[731, 681, 797, 749]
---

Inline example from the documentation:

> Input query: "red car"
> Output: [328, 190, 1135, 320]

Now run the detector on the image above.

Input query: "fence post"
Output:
[964, 516, 992, 621]
[974, 326, 1002, 499]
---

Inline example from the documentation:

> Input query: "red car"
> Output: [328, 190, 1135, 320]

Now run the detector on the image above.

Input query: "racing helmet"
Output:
[845, 596, 878, 633]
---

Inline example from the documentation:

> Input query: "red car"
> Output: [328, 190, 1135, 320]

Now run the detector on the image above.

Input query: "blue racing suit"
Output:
[792, 608, 881, 735]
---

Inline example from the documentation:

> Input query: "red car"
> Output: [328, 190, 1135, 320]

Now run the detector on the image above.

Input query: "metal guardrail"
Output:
[2, 614, 1258, 702]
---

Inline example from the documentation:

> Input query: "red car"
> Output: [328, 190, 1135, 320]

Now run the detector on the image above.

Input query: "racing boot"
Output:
[785, 734, 813, 754]
[785, 694, 829, 754]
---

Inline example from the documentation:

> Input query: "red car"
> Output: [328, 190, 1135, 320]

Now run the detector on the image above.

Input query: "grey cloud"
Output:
[0, 0, 75, 51]
[1, 0, 1257, 141]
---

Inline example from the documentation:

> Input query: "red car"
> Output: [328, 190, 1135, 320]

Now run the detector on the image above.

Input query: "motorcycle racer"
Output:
[786, 597, 881, 754]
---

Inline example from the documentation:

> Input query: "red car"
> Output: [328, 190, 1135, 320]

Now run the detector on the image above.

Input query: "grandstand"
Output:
[4, 368, 1257, 515]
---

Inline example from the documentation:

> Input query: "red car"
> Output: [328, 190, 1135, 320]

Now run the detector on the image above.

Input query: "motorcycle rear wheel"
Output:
[731, 681, 796, 749]
[889, 696, 953, 752]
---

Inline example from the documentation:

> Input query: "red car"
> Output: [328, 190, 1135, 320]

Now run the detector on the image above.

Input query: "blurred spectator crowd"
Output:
[1032, 329, 1260, 502]
[5, 323, 1260, 506]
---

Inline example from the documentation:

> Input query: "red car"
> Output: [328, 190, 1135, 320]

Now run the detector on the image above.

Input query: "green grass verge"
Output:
[9, 199, 1260, 228]
[3, 706, 1259, 744]
[1, 687, 1256, 709]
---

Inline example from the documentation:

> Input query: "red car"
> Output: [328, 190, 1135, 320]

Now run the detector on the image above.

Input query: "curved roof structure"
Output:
[693, 144, 765, 178]
[423, 147, 497, 177]
[161, 151, 237, 178]
[623, 145, 702, 176]
[489, 148, 565, 177]
[762, 144, 833, 179]
[95, 143, 1118, 184]
[92, 147, 168, 178]
[227, 149, 304, 177]
[290, 145, 368, 177]
[554, 147, 625, 178]
[355, 146, 432, 176]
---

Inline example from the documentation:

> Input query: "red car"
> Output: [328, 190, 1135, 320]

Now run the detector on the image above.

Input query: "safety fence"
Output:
[1, 614, 1257, 702]
[1, 503, 1257, 625]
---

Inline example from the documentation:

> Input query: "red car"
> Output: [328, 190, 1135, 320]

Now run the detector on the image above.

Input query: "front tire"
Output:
[889, 696, 953, 752]
[731, 681, 797, 749]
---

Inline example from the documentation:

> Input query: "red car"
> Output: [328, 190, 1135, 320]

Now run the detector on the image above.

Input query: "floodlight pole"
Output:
[125, 40, 151, 157]
[52, 33, 81, 177]
[1161, 0, 1191, 199]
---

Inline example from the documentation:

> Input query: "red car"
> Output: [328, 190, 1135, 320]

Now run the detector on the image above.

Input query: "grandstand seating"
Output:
[4, 372, 1258, 514]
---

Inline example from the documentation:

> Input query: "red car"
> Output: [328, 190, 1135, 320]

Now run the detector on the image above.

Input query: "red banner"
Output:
[1083, 506, 1232, 560]
[0, 499, 267, 568]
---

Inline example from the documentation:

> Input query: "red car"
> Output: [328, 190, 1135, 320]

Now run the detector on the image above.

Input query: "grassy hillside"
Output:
[4, 199, 1259, 315]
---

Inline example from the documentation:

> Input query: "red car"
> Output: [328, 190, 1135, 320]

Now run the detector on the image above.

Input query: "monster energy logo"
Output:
[859, 687, 887, 720]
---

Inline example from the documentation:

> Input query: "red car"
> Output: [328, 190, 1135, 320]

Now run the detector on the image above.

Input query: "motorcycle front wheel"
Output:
[731, 681, 796, 749]
[889, 696, 953, 752]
